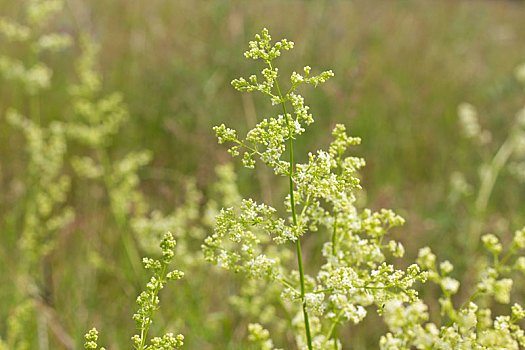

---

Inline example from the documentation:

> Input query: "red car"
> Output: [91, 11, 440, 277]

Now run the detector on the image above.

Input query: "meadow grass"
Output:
[1, 0, 525, 349]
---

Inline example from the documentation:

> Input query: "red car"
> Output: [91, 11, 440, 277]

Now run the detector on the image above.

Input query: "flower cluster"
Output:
[84, 234, 184, 350]
[7, 109, 74, 268]
[0, 300, 34, 350]
[380, 227, 525, 349]
[0, 0, 75, 267]
[0, 2, 79, 349]
[205, 28, 425, 349]
[67, 38, 128, 147]
[458, 102, 491, 144]
[248, 323, 281, 350]
[0, 0, 71, 95]
[214, 28, 334, 178]
[131, 232, 184, 349]
[66, 36, 154, 236]
[84, 328, 105, 350]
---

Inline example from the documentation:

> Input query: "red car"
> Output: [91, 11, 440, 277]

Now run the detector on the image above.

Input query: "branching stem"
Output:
[272, 61, 313, 350]
[138, 264, 167, 350]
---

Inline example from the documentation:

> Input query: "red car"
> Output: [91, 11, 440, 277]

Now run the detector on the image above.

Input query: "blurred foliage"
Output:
[1, 0, 525, 349]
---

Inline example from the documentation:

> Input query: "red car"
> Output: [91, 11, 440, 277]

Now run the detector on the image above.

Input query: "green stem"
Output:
[499, 246, 516, 268]
[139, 264, 167, 349]
[330, 154, 342, 347]
[333, 325, 338, 350]
[272, 62, 313, 350]
[323, 309, 345, 348]
[467, 131, 516, 254]
[234, 139, 289, 175]
[475, 136, 516, 214]
[331, 149, 342, 255]
[331, 216, 339, 256]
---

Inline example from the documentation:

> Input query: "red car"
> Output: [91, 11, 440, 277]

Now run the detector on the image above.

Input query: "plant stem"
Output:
[323, 309, 345, 348]
[475, 135, 516, 214]
[330, 152, 341, 350]
[331, 149, 342, 255]
[273, 68, 313, 350]
[295, 239, 313, 348]
[139, 264, 167, 349]
[333, 325, 338, 350]
[468, 132, 516, 251]
[331, 216, 339, 256]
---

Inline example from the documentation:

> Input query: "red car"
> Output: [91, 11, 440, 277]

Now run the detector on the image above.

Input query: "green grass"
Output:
[1, 0, 525, 348]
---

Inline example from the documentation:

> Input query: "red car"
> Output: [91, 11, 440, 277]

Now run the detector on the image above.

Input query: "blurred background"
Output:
[1, 0, 525, 349]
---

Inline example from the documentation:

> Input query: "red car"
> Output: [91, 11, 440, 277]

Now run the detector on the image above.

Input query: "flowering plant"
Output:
[85, 232, 184, 350]
[204, 28, 426, 349]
